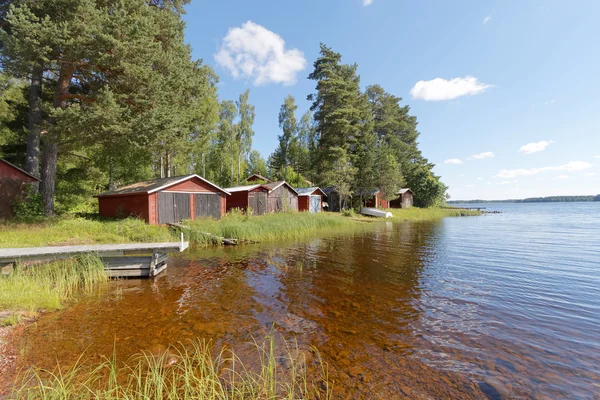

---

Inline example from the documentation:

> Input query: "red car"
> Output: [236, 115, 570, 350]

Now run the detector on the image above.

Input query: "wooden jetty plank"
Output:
[0, 237, 188, 264]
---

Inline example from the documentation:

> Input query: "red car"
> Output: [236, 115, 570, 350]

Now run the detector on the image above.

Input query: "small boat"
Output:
[360, 207, 393, 218]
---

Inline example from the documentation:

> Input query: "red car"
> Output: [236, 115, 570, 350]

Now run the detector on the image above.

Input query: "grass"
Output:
[389, 207, 481, 221]
[0, 217, 173, 248]
[183, 210, 374, 246]
[13, 336, 331, 400]
[0, 208, 480, 249]
[0, 253, 108, 313]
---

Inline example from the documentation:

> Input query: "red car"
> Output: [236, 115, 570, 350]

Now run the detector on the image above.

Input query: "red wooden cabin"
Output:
[225, 181, 299, 215]
[389, 188, 414, 209]
[365, 190, 389, 209]
[225, 184, 270, 215]
[0, 159, 40, 218]
[296, 187, 326, 213]
[96, 174, 230, 225]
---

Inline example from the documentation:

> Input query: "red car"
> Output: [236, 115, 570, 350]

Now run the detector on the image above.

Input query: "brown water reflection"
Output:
[5, 206, 600, 399]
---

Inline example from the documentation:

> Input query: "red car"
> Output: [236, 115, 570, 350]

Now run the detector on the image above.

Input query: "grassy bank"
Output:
[13, 337, 330, 399]
[184, 210, 373, 245]
[0, 208, 479, 249]
[0, 254, 108, 316]
[0, 218, 172, 248]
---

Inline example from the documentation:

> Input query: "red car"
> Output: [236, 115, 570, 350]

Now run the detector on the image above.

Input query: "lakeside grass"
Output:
[0, 208, 479, 249]
[13, 336, 331, 400]
[0, 217, 173, 248]
[184, 210, 374, 245]
[389, 207, 480, 221]
[0, 254, 108, 314]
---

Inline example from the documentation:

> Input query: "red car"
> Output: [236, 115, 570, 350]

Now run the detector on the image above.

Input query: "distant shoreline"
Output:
[448, 195, 600, 204]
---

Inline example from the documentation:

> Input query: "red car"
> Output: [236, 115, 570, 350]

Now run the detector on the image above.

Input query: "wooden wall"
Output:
[267, 185, 298, 212]
[98, 194, 150, 222]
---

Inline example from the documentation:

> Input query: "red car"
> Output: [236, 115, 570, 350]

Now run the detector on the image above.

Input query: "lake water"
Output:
[5, 202, 600, 398]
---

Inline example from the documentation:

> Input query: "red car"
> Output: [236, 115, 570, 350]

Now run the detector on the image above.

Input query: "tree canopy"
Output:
[1, 12, 448, 215]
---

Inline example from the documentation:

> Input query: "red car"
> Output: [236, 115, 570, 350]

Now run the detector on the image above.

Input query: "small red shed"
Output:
[96, 174, 230, 225]
[0, 159, 40, 218]
[224, 184, 270, 215]
[296, 187, 326, 213]
[389, 188, 414, 209]
[365, 190, 389, 209]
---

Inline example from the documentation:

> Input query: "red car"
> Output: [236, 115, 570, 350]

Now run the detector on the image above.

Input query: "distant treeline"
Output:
[449, 195, 600, 204]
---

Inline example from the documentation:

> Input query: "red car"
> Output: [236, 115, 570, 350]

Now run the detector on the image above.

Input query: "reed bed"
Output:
[184, 210, 372, 246]
[0, 254, 108, 312]
[13, 337, 331, 400]
[389, 207, 480, 221]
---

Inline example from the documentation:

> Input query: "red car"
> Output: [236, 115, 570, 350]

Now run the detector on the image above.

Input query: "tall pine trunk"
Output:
[41, 64, 74, 216]
[25, 62, 43, 189]
[165, 151, 171, 177]
[40, 142, 58, 214]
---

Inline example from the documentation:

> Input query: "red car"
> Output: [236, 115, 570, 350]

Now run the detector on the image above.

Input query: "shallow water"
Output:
[5, 203, 600, 398]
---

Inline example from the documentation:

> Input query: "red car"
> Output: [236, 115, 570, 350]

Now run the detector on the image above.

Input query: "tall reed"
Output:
[13, 336, 331, 400]
[0, 253, 108, 312]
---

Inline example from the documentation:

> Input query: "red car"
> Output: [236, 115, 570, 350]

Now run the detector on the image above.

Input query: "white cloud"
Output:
[362, 0, 374, 5]
[495, 161, 593, 179]
[545, 99, 556, 105]
[498, 181, 512, 185]
[519, 140, 554, 154]
[555, 175, 569, 180]
[410, 76, 492, 101]
[444, 158, 464, 165]
[585, 173, 596, 177]
[483, 15, 491, 24]
[595, 155, 600, 159]
[486, 181, 492, 185]
[466, 184, 475, 188]
[214, 21, 306, 86]
[477, 177, 483, 181]
[471, 151, 495, 160]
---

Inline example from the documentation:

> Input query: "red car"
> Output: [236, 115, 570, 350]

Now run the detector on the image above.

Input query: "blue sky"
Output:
[183, 0, 600, 200]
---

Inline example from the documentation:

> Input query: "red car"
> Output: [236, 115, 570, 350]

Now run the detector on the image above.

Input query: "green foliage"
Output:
[12, 184, 43, 217]
[321, 147, 356, 210]
[341, 208, 356, 218]
[247, 149, 268, 177]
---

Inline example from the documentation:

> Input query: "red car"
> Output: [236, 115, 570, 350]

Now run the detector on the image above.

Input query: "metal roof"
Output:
[224, 184, 264, 193]
[397, 188, 413, 195]
[96, 174, 230, 197]
[295, 187, 326, 197]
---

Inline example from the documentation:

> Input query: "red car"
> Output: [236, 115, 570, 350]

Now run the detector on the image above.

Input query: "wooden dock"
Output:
[0, 234, 189, 278]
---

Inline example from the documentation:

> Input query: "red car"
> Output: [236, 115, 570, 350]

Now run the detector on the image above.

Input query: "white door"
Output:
[309, 195, 321, 213]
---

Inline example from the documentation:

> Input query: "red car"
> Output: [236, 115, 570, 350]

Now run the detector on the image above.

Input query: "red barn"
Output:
[296, 187, 326, 213]
[365, 190, 389, 209]
[224, 184, 270, 215]
[0, 159, 40, 218]
[96, 174, 230, 225]
[225, 181, 298, 214]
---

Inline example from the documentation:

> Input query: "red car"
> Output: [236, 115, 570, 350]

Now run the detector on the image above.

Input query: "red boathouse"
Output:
[96, 174, 230, 225]
[0, 159, 40, 218]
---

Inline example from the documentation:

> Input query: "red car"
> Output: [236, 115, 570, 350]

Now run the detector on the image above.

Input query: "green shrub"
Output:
[12, 185, 43, 218]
